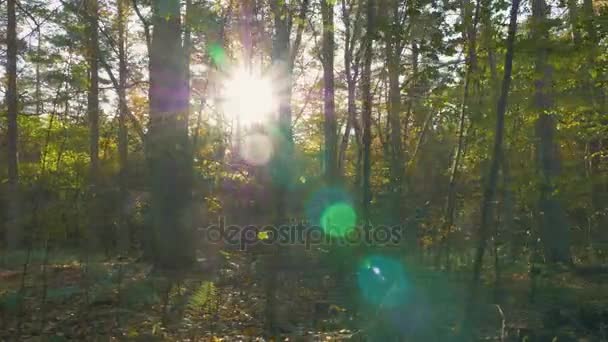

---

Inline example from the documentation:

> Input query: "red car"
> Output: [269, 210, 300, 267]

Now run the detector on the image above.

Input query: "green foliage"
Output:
[123, 280, 161, 308]
[0, 290, 20, 313]
[46, 286, 81, 304]
[185, 281, 219, 317]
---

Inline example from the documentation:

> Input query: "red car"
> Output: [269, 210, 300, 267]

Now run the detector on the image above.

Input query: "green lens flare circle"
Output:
[320, 202, 357, 237]
[357, 255, 409, 308]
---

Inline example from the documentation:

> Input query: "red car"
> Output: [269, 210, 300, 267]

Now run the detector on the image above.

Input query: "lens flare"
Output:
[320, 202, 357, 237]
[208, 43, 227, 67]
[241, 133, 273, 166]
[305, 187, 356, 234]
[222, 67, 277, 125]
[357, 255, 409, 308]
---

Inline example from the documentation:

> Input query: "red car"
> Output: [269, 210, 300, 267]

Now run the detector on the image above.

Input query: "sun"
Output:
[221, 67, 277, 125]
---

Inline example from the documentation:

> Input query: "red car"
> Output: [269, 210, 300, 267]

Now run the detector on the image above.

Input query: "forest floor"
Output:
[1, 248, 607, 341]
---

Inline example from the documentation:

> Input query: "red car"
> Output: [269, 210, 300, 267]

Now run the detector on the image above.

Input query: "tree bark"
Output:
[464, 0, 520, 333]
[322, 0, 338, 183]
[385, 0, 403, 225]
[361, 0, 375, 224]
[183, 0, 193, 132]
[266, 0, 297, 333]
[443, 0, 480, 260]
[581, 0, 606, 219]
[532, 0, 571, 264]
[6, 0, 20, 249]
[85, 0, 100, 249]
[117, 0, 130, 253]
[147, 0, 194, 268]
[338, 0, 362, 175]
[567, 0, 582, 45]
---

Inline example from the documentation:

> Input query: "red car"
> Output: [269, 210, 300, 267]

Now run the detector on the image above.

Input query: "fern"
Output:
[185, 281, 218, 317]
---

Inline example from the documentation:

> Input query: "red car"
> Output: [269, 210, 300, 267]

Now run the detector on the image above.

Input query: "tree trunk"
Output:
[443, 0, 480, 263]
[147, 0, 194, 268]
[266, 0, 294, 333]
[532, 0, 571, 264]
[322, 0, 338, 183]
[385, 0, 403, 225]
[567, 0, 582, 45]
[35, 29, 42, 117]
[361, 0, 375, 223]
[464, 0, 520, 333]
[183, 0, 193, 132]
[338, 0, 362, 175]
[117, 0, 130, 253]
[6, 0, 20, 249]
[86, 0, 100, 249]
[582, 0, 606, 222]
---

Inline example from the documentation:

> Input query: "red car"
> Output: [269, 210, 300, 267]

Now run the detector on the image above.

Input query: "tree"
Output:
[117, 0, 129, 253]
[147, 0, 195, 268]
[5, 0, 20, 249]
[443, 0, 480, 262]
[338, 0, 363, 175]
[383, 0, 404, 224]
[84, 0, 100, 249]
[322, 0, 338, 183]
[361, 0, 375, 223]
[465, 0, 521, 332]
[532, 0, 571, 264]
[264, 0, 311, 332]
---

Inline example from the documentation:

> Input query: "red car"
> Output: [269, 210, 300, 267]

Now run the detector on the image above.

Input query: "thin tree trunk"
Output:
[582, 0, 606, 218]
[443, 0, 480, 265]
[117, 0, 130, 253]
[183, 0, 193, 132]
[86, 0, 100, 249]
[361, 0, 375, 224]
[481, 0, 498, 89]
[567, 0, 582, 45]
[464, 0, 520, 334]
[6, 0, 20, 249]
[406, 110, 434, 175]
[35, 29, 43, 117]
[385, 0, 403, 225]
[322, 0, 338, 183]
[501, 151, 517, 263]
[338, 0, 362, 175]
[532, 0, 571, 264]
[404, 41, 418, 159]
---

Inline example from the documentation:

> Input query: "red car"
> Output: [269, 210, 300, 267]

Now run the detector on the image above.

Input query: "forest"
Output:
[1, 0, 607, 340]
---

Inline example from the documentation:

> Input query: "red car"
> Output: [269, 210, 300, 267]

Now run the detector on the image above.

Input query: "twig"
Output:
[495, 304, 506, 342]
[15, 244, 32, 339]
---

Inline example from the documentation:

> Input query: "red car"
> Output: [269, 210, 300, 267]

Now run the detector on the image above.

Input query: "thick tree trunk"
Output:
[6, 0, 20, 249]
[117, 0, 130, 253]
[532, 0, 571, 264]
[361, 0, 375, 223]
[322, 0, 338, 183]
[464, 0, 520, 332]
[147, 0, 194, 268]
[266, 0, 293, 333]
